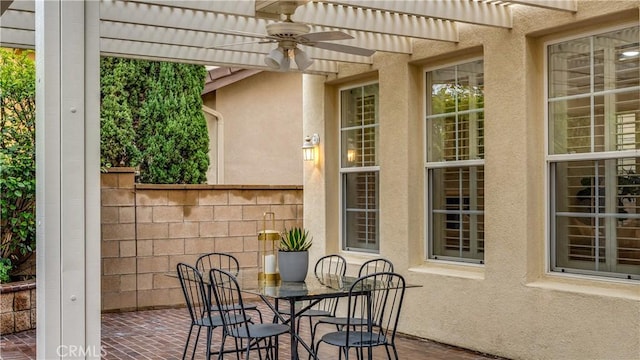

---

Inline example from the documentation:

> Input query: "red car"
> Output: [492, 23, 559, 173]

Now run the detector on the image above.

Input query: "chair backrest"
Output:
[177, 262, 209, 325]
[195, 252, 240, 277]
[314, 254, 347, 278]
[208, 268, 251, 337]
[312, 254, 347, 314]
[345, 272, 406, 345]
[358, 258, 394, 277]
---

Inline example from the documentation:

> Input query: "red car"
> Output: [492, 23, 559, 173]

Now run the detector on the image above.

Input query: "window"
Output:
[340, 83, 379, 252]
[425, 60, 485, 263]
[547, 25, 640, 280]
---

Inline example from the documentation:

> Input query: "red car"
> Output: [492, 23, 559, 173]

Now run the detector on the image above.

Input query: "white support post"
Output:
[35, 0, 101, 358]
[302, 74, 328, 264]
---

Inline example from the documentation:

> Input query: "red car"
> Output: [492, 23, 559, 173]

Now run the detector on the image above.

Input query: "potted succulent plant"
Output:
[278, 227, 313, 282]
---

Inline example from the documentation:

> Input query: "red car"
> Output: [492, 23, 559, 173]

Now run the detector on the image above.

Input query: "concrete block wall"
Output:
[100, 168, 303, 311]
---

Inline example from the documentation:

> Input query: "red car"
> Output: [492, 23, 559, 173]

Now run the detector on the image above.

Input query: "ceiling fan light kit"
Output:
[220, 2, 375, 72]
[264, 45, 314, 72]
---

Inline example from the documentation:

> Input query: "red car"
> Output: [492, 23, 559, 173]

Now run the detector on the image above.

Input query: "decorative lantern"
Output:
[257, 212, 280, 282]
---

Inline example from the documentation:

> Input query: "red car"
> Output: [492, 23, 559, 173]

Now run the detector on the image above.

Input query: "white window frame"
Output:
[544, 23, 640, 281]
[424, 58, 486, 264]
[339, 81, 380, 254]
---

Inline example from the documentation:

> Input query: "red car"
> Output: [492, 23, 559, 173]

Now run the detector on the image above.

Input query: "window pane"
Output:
[428, 61, 484, 115]
[343, 172, 379, 252]
[429, 69, 457, 115]
[593, 28, 640, 92]
[341, 84, 379, 167]
[548, 39, 591, 98]
[549, 90, 639, 154]
[429, 166, 484, 262]
[457, 60, 484, 111]
[341, 86, 363, 128]
[552, 159, 640, 277]
[549, 97, 591, 154]
[427, 61, 484, 162]
[548, 26, 639, 98]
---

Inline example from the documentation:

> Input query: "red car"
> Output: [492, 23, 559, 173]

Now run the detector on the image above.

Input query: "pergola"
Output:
[1, 0, 577, 74]
[0, 1, 577, 358]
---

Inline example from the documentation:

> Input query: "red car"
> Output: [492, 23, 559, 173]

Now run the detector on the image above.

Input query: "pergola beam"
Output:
[317, 0, 512, 28]
[293, 1, 459, 41]
[509, 0, 577, 12]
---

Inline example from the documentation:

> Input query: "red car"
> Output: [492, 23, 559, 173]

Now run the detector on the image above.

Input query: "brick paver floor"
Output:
[1, 305, 506, 359]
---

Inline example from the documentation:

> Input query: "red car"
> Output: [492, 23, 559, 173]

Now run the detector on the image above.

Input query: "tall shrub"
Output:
[99, 58, 209, 184]
[100, 57, 141, 167]
[137, 62, 209, 184]
[0, 49, 36, 279]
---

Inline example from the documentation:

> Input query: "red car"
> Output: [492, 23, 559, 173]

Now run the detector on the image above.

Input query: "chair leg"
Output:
[217, 334, 226, 360]
[182, 325, 194, 360]
[308, 322, 320, 360]
[233, 336, 240, 360]
[191, 326, 203, 360]
[245, 340, 252, 360]
[205, 326, 213, 360]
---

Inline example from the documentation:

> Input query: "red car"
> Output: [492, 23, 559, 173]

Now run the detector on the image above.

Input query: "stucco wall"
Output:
[216, 71, 304, 185]
[100, 168, 303, 311]
[305, 2, 640, 359]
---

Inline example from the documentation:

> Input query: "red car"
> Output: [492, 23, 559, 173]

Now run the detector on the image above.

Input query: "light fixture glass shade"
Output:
[265, 47, 285, 69]
[302, 134, 320, 161]
[302, 140, 315, 161]
[294, 48, 313, 71]
[279, 53, 290, 72]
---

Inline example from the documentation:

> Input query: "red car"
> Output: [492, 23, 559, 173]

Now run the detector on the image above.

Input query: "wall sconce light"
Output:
[302, 133, 320, 161]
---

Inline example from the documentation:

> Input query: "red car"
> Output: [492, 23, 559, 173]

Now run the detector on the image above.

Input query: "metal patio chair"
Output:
[177, 262, 249, 360]
[310, 258, 395, 350]
[315, 271, 406, 360]
[209, 268, 290, 360]
[195, 252, 263, 323]
[281, 254, 348, 357]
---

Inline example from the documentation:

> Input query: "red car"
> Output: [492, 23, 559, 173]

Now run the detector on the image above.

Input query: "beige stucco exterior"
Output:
[304, 2, 640, 359]
[203, 71, 304, 185]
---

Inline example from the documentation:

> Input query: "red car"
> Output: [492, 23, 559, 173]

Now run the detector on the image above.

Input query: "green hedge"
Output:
[100, 57, 209, 184]
[0, 49, 36, 280]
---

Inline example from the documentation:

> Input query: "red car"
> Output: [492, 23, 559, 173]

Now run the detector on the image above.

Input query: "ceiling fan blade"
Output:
[208, 40, 274, 49]
[222, 28, 269, 38]
[299, 31, 353, 42]
[306, 42, 376, 57]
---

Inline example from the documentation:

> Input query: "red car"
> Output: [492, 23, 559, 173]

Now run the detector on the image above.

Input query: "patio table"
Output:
[239, 272, 419, 360]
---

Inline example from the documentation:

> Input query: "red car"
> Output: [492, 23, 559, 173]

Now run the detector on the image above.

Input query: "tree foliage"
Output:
[0, 49, 36, 278]
[100, 57, 141, 167]
[100, 57, 209, 184]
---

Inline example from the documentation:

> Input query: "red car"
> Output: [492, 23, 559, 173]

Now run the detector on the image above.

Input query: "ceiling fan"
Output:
[214, 5, 375, 71]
